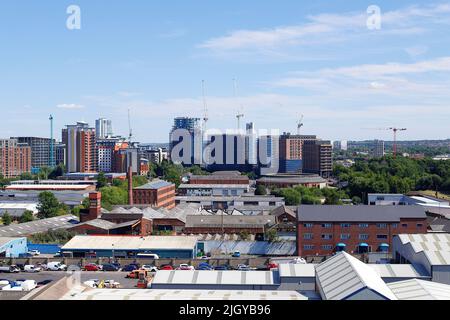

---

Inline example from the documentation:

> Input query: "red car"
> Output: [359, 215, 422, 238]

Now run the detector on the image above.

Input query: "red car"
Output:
[83, 264, 101, 271]
[159, 265, 173, 270]
[267, 263, 279, 270]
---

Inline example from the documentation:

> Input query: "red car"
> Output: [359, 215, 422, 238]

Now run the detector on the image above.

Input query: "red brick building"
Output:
[188, 172, 249, 185]
[296, 205, 427, 257]
[0, 139, 31, 178]
[133, 180, 176, 209]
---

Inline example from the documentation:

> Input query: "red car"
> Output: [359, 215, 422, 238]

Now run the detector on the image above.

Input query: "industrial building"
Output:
[177, 184, 249, 197]
[0, 202, 38, 218]
[133, 180, 176, 209]
[0, 215, 79, 237]
[61, 235, 198, 258]
[296, 205, 428, 256]
[0, 237, 28, 257]
[393, 233, 450, 284]
[257, 174, 328, 189]
[175, 195, 285, 210]
[6, 180, 95, 191]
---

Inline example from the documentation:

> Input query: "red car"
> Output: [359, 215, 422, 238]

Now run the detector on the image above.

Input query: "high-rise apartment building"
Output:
[55, 143, 66, 166]
[169, 117, 202, 166]
[62, 122, 97, 173]
[95, 118, 113, 139]
[372, 140, 385, 158]
[97, 138, 128, 173]
[0, 139, 31, 178]
[245, 122, 258, 167]
[11, 137, 56, 169]
[279, 134, 317, 173]
[302, 139, 333, 178]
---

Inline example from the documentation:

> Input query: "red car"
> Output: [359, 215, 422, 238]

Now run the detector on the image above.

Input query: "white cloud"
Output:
[56, 103, 85, 109]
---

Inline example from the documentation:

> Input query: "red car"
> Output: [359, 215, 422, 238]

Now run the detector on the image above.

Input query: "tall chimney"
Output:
[128, 166, 133, 205]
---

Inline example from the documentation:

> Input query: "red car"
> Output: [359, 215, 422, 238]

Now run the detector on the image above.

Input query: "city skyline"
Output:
[1, 1, 450, 142]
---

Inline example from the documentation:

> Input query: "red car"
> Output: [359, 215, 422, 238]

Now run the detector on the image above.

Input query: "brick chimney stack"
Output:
[128, 166, 133, 205]
[82, 192, 102, 222]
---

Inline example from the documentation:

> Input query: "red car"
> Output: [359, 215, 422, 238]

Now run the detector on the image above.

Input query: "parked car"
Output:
[140, 265, 158, 272]
[83, 264, 101, 272]
[236, 264, 250, 271]
[36, 280, 52, 288]
[197, 262, 213, 270]
[159, 264, 173, 271]
[290, 257, 307, 264]
[24, 265, 42, 273]
[102, 280, 121, 288]
[123, 264, 139, 272]
[0, 265, 20, 273]
[83, 279, 100, 288]
[101, 264, 120, 272]
[232, 251, 241, 258]
[267, 262, 279, 270]
[46, 262, 67, 271]
[176, 264, 195, 270]
[27, 250, 40, 256]
[214, 264, 232, 271]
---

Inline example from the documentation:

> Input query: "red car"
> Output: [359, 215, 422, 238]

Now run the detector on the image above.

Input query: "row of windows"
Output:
[303, 223, 423, 229]
[303, 245, 333, 250]
[303, 233, 389, 240]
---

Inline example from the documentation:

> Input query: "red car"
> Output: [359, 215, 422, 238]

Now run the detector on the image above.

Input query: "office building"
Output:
[0, 139, 31, 178]
[62, 122, 97, 173]
[279, 134, 317, 174]
[95, 118, 113, 139]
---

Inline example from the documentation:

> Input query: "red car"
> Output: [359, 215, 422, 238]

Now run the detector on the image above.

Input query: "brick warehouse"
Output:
[296, 205, 427, 256]
[132, 180, 176, 209]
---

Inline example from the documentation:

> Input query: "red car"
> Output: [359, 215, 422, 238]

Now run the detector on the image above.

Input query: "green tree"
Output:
[19, 210, 34, 223]
[96, 172, 108, 189]
[255, 185, 267, 195]
[99, 186, 128, 210]
[265, 229, 279, 243]
[239, 230, 250, 241]
[37, 191, 61, 219]
[48, 164, 65, 179]
[2, 211, 12, 225]
[352, 196, 362, 205]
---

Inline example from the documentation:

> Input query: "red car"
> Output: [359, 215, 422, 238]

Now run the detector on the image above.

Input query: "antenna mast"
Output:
[49, 114, 55, 167]
[128, 108, 133, 143]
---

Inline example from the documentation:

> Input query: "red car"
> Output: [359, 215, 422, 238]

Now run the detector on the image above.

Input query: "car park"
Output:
[197, 262, 213, 270]
[24, 265, 41, 273]
[101, 263, 120, 272]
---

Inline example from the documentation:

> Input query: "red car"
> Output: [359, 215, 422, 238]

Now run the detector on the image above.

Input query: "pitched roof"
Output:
[396, 233, 450, 265]
[298, 205, 426, 222]
[270, 205, 296, 218]
[134, 180, 173, 190]
[185, 215, 276, 228]
[315, 252, 397, 300]
[388, 279, 450, 300]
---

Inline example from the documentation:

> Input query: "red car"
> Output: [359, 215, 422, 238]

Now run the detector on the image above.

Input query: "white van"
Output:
[21, 280, 37, 291]
[46, 262, 67, 271]
[24, 265, 41, 273]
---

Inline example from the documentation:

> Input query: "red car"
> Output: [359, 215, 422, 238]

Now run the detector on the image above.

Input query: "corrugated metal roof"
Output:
[63, 289, 307, 300]
[397, 233, 450, 265]
[388, 279, 450, 300]
[153, 270, 275, 286]
[315, 252, 397, 300]
[298, 205, 426, 222]
[0, 237, 25, 248]
[186, 215, 276, 228]
[0, 214, 78, 237]
[278, 263, 316, 277]
[62, 235, 197, 251]
[368, 264, 430, 278]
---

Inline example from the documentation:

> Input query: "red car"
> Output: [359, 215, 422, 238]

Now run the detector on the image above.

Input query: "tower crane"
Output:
[202, 80, 208, 133]
[297, 115, 304, 135]
[127, 108, 133, 142]
[233, 78, 244, 131]
[361, 127, 407, 158]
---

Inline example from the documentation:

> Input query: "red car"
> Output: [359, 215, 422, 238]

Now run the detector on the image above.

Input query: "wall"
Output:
[0, 237, 28, 258]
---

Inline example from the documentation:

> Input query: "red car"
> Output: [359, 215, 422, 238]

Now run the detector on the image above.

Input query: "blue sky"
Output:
[1, 0, 450, 142]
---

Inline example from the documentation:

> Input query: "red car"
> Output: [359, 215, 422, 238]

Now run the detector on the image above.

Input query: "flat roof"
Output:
[258, 176, 327, 184]
[0, 215, 78, 237]
[5, 185, 92, 190]
[388, 279, 450, 300]
[62, 235, 197, 251]
[152, 270, 276, 286]
[176, 195, 284, 202]
[63, 288, 307, 300]
[298, 205, 426, 222]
